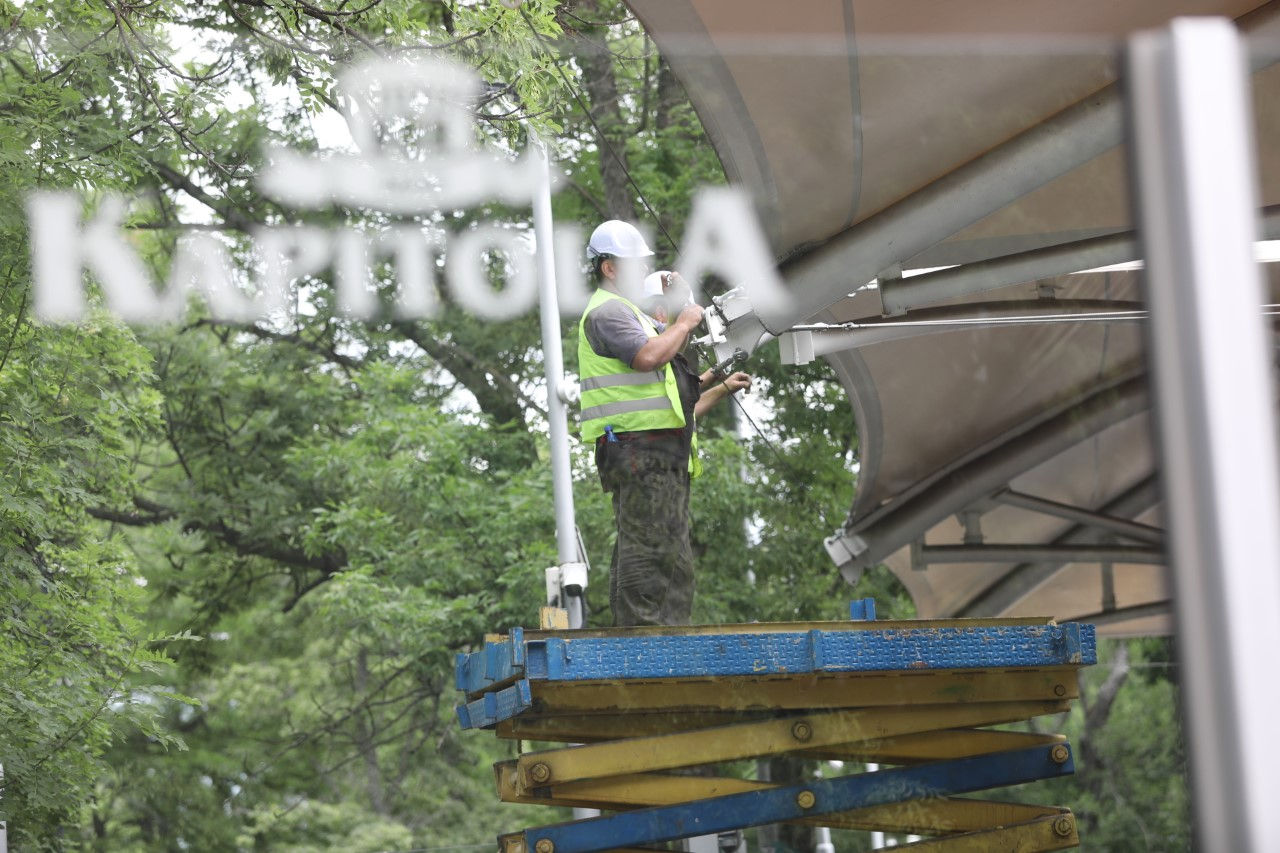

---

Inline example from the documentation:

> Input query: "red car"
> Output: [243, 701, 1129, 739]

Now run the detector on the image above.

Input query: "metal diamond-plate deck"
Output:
[532, 625, 1092, 681]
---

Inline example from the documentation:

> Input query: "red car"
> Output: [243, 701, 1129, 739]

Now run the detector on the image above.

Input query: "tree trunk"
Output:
[655, 58, 685, 133]
[1075, 642, 1131, 834]
[354, 649, 390, 816]
[757, 755, 813, 852]
[565, 0, 636, 220]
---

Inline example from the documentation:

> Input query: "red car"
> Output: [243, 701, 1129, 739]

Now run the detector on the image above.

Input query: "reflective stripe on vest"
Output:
[580, 395, 673, 423]
[580, 370, 664, 391]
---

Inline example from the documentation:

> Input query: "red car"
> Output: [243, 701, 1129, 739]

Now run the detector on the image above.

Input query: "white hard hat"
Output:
[586, 220, 655, 260]
[642, 271, 670, 299]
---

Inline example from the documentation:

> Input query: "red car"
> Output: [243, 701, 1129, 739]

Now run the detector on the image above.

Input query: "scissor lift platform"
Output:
[456, 603, 1095, 852]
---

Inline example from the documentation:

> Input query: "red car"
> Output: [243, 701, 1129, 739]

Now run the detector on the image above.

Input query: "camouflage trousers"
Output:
[597, 436, 694, 627]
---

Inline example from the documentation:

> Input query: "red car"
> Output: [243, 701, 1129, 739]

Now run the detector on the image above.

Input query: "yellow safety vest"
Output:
[577, 288, 702, 477]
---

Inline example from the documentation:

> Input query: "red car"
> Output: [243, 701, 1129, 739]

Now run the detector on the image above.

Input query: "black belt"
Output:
[596, 428, 685, 445]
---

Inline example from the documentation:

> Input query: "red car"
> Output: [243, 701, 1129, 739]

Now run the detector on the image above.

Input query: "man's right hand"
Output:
[676, 303, 704, 329]
[631, 302, 704, 372]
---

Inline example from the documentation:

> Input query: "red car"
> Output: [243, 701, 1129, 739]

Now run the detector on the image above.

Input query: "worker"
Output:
[577, 220, 751, 627]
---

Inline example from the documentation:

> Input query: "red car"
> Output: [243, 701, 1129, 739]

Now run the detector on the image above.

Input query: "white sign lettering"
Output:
[27, 57, 784, 327]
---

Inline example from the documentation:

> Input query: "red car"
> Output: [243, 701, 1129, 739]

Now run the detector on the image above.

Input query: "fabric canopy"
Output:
[627, 0, 1280, 635]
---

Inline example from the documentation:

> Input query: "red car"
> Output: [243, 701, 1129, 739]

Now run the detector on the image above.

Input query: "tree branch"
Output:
[186, 516, 346, 577]
[191, 318, 364, 371]
[87, 505, 175, 526]
[91, 494, 346, 599]
[281, 571, 336, 613]
[393, 321, 546, 419]
[147, 159, 260, 234]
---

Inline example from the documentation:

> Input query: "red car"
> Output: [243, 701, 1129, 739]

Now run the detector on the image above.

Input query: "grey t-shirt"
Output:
[584, 297, 653, 366]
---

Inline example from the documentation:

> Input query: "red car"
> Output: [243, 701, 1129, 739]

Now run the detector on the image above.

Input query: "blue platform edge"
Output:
[456, 622, 1097, 696]
[521, 623, 1096, 682]
[454, 622, 1096, 726]
[508, 742, 1076, 853]
[455, 678, 532, 729]
[455, 626, 525, 693]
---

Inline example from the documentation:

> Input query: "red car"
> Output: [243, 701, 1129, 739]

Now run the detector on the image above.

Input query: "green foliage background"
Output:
[0, 1, 1187, 851]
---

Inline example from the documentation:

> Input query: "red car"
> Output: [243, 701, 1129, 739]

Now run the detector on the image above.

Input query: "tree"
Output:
[0, 2, 1190, 850]
[0, 2, 196, 841]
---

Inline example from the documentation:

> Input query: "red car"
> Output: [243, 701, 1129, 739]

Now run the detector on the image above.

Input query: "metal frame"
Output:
[1130, 18, 1280, 850]
[508, 700, 1067, 792]
[827, 373, 1147, 581]
[958, 476, 1160, 618]
[878, 204, 1280, 315]
[455, 621, 1094, 716]
[992, 488, 1164, 545]
[914, 544, 1163, 566]
[498, 717, 1065, 763]
[501, 776, 1073, 835]
[462, 613, 1092, 850]
[517, 668, 1081, 717]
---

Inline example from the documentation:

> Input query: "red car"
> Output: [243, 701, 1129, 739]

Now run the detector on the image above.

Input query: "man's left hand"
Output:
[723, 372, 752, 393]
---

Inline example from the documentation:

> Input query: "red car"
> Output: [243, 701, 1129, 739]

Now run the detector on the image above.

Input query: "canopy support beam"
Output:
[1064, 600, 1171, 628]
[878, 205, 1280, 315]
[992, 488, 1165, 546]
[914, 544, 1164, 566]
[955, 476, 1160, 619]
[826, 374, 1148, 582]
[781, 299, 1145, 363]
[767, 84, 1123, 341]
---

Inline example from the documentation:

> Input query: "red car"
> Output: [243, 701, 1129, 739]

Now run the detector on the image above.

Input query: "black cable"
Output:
[694, 346, 830, 495]
[518, 8, 680, 253]
[728, 393, 788, 470]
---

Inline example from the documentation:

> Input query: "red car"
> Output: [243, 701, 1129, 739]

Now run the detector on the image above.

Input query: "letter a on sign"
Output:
[674, 188, 789, 317]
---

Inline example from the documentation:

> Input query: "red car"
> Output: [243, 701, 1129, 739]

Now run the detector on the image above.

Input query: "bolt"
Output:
[528, 762, 552, 784]
[791, 721, 813, 742]
[796, 790, 816, 809]
[1053, 815, 1074, 838]
[1053, 683, 1067, 697]
[1050, 744, 1070, 764]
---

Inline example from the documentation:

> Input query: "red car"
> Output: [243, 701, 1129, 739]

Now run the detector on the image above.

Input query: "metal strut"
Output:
[498, 745, 1078, 853]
